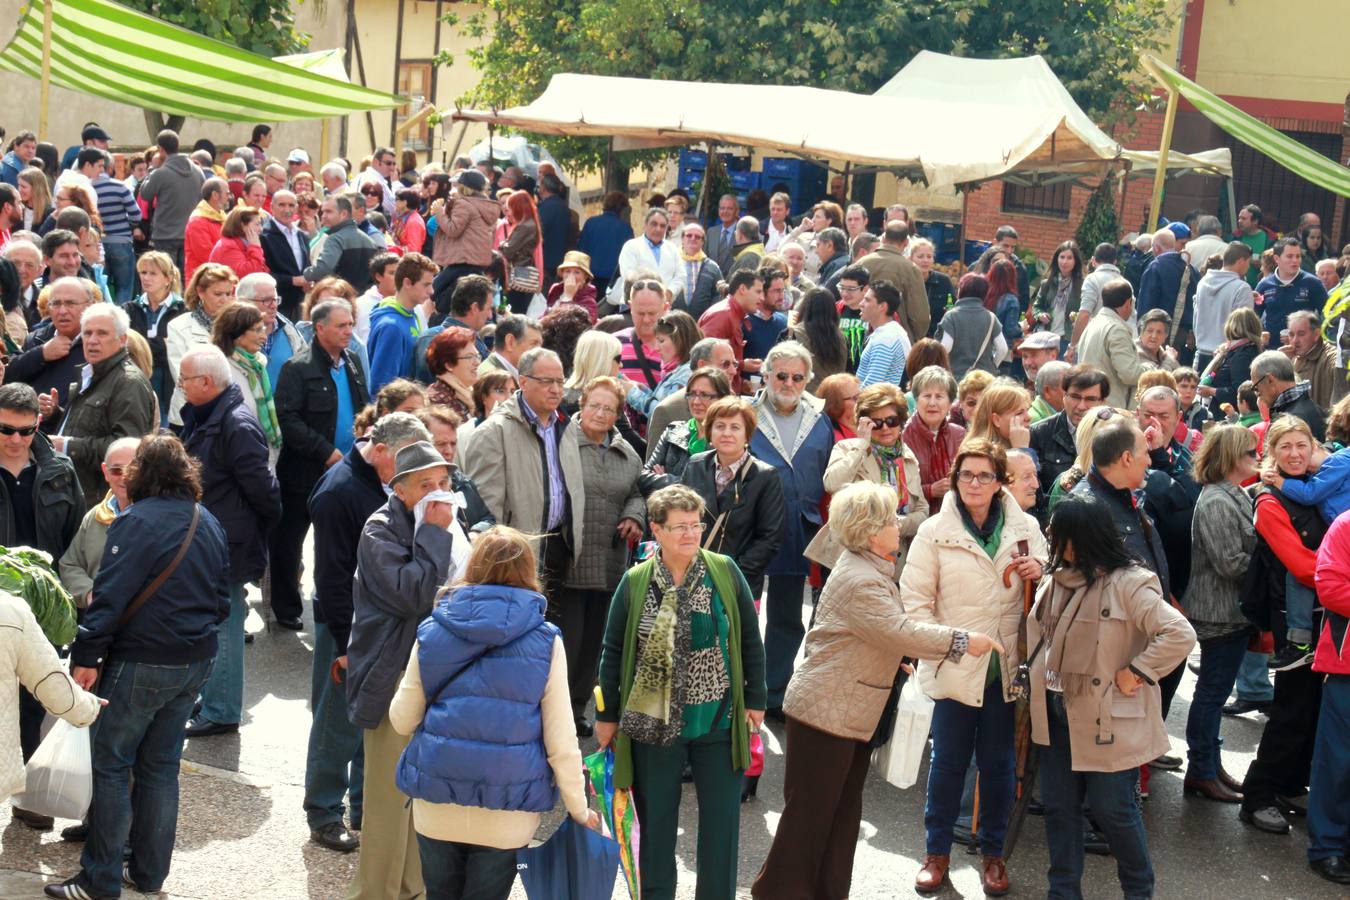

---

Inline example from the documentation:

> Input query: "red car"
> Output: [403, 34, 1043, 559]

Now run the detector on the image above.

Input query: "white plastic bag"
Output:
[871, 677, 934, 789]
[526, 292, 548, 320]
[11, 717, 92, 820]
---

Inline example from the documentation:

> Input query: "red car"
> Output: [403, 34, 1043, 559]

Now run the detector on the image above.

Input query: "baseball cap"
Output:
[1166, 222, 1191, 240]
[82, 124, 111, 143]
[287, 148, 311, 165]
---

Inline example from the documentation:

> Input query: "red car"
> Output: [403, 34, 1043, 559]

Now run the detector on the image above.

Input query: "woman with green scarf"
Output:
[596, 484, 766, 900]
[639, 366, 732, 496]
[212, 302, 283, 466]
[805, 382, 930, 578]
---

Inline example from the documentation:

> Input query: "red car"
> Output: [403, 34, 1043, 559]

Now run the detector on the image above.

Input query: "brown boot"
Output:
[1183, 777, 1243, 803]
[915, 853, 950, 894]
[982, 855, 1010, 896]
[1218, 766, 1244, 793]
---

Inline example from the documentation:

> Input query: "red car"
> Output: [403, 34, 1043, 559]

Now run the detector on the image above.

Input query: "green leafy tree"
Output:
[121, 0, 311, 136]
[447, 1, 1169, 182]
[1074, 178, 1120, 257]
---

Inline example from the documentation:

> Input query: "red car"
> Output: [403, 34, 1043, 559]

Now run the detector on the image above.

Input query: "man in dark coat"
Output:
[1252, 349, 1327, 441]
[4, 276, 93, 428]
[271, 300, 369, 631]
[537, 172, 570, 290]
[178, 346, 281, 737]
[260, 189, 311, 321]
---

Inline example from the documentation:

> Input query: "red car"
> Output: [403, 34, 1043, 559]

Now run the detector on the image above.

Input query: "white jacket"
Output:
[0, 592, 100, 797]
[165, 312, 212, 426]
[608, 236, 683, 304]
[899, 489, 1048, 706]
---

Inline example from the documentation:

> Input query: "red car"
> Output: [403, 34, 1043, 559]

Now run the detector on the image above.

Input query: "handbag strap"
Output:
[974, 313, 998, 368]
[703, 457, 753, 551]
[1170, 255, 1193, 345]
[116, 505, 200, 630]
[629, 333, 660, 388]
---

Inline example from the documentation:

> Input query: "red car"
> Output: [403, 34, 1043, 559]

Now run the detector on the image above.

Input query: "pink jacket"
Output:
[208, 236, 269, 278]
[1314, 511, 1350, 676]
[433, 194, 498, 268]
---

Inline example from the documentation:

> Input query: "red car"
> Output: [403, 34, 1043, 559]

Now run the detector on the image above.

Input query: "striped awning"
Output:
[1142, 54, 1350, 197]
[0, 0, 406, 122]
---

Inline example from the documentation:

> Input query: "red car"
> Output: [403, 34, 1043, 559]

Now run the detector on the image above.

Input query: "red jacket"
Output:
[1254, 492, 1317, 589]
[1314, 510, 1350, 675]
[184, 211, 224, 280]
[208, 236, 268, 278]
[698, 299, 747, 390]
[902, 415, 966, 504]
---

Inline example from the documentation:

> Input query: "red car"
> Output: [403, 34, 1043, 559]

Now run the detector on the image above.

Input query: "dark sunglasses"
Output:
[361, 188, 381, 197]
[773, 372, 806, 384]
[632, 280, 663, 293]
[612, 354, 623, 363]
[866, 414, 903, 429]
[105, 465, 127, 476]
[0, 423, 37, 436]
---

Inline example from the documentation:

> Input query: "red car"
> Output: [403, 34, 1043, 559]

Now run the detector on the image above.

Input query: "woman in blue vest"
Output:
[390, 526, 598, 900]
[596, 484, 767, 900]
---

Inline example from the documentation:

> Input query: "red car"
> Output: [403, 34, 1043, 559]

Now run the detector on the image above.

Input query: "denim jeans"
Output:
[924, 677, 1015, 857]
[1285, 573, 1316, 645]
[765, 575, 808, 708]
[1185, 631, 1248, 781]
[1235, 651, 1273, 702]
[197, 582, 246, 726]
[80, 658, 212, 896]
[103, 240, 137, 305]
[1308, 674, 1350, 863]
[304, 621, 365, 829]
[416, 834, 517, 900]
[1041, 692, 1154, 900]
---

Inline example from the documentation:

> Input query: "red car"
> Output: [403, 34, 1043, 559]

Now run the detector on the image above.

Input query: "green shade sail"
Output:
[0, 0, 406, 122]
[1142, 54, 1350, 198]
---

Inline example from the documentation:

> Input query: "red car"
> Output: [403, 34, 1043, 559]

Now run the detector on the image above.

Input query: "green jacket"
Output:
[60, 348, 156, 511]
[598, 549, 767, 790]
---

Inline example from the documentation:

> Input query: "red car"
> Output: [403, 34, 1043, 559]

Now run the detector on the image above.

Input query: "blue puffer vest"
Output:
[395, 583, 560, 812]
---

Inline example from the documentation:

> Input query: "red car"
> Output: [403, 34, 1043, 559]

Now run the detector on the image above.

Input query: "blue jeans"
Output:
[1041, 693, 1154, 899]
[417, 834, 517, 900]
[1235, 651, 1273, 702]
[103, 240, 137, 306]
[304, 621, 365, 829]
[925, 677, 1015, 857]
[1185, 631, 1248, 780]
[81, 658, 212, 895]
[197, 582, 246, 725]
[1308, 674, 1350, 862]
[765, 574, 807, 708]
[1286, 573, 1316, 645]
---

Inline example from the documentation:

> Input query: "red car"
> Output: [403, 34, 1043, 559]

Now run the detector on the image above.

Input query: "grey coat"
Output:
[566, 428, 645, 591]
[1183, 480, 1255, 632]
[346, 495, 456, 730]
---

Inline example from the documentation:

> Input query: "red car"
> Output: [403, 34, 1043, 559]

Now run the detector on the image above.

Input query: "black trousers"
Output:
[431, 263, 486, 324]
[553, 587, 610, 721]
[1241, 663, 1322, 812]
[269, 487, 314, 621]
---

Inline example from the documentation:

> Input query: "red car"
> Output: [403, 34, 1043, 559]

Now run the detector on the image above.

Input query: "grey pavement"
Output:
[2, 582, 1344, 899]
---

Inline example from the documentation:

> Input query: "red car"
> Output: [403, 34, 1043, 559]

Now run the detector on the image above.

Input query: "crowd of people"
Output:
[1, 119, 1349, 900]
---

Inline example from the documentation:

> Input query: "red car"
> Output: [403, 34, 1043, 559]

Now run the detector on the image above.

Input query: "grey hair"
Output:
[1195, 214, 1222, 237]
[235, 272, 278, 302]
[1139, 384, 1181, 411]
[764, 339, 813, 379]
[735, 215, 760, 241]
[310, 299, 350, 326]
[690, 337, 731, 369]
[911, 364, 958, 401]
[1250, 350, 1296, 384]
[224, 157, 247, 176]
[1287, 309, 1320, 330]
[518, 347, 563, 378]
[319, 161, 347, 183]
[232, 146, 254, 165]
[2, 239, 40, 261]
[1034, 360, 1071, 397]
[643, 207, 669, 226]
[80, 302, 130, 337]
[181, 345, 231, 387]
[104, 436, 141, 462]
[370, 411, 431, 450]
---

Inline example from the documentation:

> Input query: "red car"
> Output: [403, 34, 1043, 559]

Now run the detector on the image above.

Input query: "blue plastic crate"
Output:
[677, 169, 703, 191]
[762, 157, 804, 179]
[964, 239, 992, 266]
[729, 170, 760, 192]
[720, 153, 750, 172]
[679, 148, 708, 170]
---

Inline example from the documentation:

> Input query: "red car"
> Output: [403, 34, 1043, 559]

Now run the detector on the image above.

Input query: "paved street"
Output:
[1, 581, 1343, 899]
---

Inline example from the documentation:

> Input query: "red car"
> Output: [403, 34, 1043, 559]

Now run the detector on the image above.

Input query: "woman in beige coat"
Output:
[1028, 494, 1194, 900]
[753, 482, 1000, 900]
[805, 383, 928, 577]
[900, 438, 1047, 896]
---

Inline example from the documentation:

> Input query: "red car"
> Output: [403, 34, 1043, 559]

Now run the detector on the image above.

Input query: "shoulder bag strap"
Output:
[115, 505, 200, 630]
[974, 313, 998, 368]
[702, 457, 753, 551]
[1170, 255, 1193, 345]
[629, 334, 660, 388]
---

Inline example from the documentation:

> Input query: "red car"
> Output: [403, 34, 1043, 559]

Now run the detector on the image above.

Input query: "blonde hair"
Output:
[1192, 423, 1254, 485]
[125, 330, 153, 378]
[1134, 368, 1178, 402]
[452, 526, 541, 594]
[828, 482, 900, 552]
[564, 330, 622, 391]
[967, 379, 1032, 448]
[18, 167, 50, 224]
[1224, 307, 1263, 345]
[184, 263, 237, 311]
[1264, 415, 1314, 460]
[580, 375, 624, 409]
[958, 368, 995, 401]
[1071, 406, 1129, 473]
[855, 382, 908, 425]
[135, 250, 183, 297]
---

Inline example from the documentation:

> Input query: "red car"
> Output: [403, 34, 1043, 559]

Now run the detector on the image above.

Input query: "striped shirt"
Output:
[92, 173, 141, 242]
[855, 320, 911, 387]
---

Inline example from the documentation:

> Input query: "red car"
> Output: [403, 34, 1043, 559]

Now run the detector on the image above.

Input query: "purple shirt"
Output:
[518, 391, 566, 530]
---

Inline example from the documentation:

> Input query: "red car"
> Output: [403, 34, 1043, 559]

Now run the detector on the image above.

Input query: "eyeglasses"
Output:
[632, 280, 663, 293]
[773, 372, 807, 384]
[254, 296, 280, 307]
[1252, 373, 1272, 391]
[717, 359, 739, 370]
[49, 300, 86, 310]
[1066, 392, 1104, 404]
[584, 402, 618, 417]
[523, 374, 565, 388]
[684, 233, 705, 241]
[0, 423, 37, 436]
[105, 465, 126, 476]
[838, 284, 861, 294]
[361, 189, 381, 197]
[612, 354, 623, 364]
[687, 390, 720, 402]
[1094, 407, 1117, 421]
[956, 470, 999, 485]
[866, 415, 903, 429]
[660, 522, 707, 536]
[457, 354, 481, 363]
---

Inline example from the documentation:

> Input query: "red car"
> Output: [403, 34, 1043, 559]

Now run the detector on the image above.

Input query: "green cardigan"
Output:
[597, 549, 767, 790]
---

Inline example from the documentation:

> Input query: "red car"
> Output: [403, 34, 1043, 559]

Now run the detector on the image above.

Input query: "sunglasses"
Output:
[866, 415, 903, 429]
[632, 280, 664, 293]
[0, 423, 37, 436]
[105, 465, 127, 476]
[613, 354, 623, 364]
[773, 372, 807, 384]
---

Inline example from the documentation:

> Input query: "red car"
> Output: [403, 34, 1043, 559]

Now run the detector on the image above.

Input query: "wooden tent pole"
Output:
[1147, 87, 1179, 231]
[39, 0, 53, 139]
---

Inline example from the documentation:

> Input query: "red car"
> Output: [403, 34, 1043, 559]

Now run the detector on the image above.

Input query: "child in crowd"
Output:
[1174, 367, 1213, 431]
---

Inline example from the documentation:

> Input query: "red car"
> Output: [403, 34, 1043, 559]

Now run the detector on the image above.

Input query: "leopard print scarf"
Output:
[620, 553, 704, 747]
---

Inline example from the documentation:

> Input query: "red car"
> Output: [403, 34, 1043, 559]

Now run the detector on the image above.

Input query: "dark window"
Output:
[1002, 181, 1072, 218]
[1229, 129, 1342, 240]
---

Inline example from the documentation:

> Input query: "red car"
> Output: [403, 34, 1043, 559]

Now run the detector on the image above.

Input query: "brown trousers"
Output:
[751, 716, 873, 900]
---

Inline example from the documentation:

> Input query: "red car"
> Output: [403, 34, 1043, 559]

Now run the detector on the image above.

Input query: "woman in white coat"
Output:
[900, 437, 1047, 897]
[165, 263, 237, 427]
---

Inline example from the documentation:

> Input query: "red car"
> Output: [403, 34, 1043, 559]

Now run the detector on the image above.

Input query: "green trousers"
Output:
[630, 730, 742, 900]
